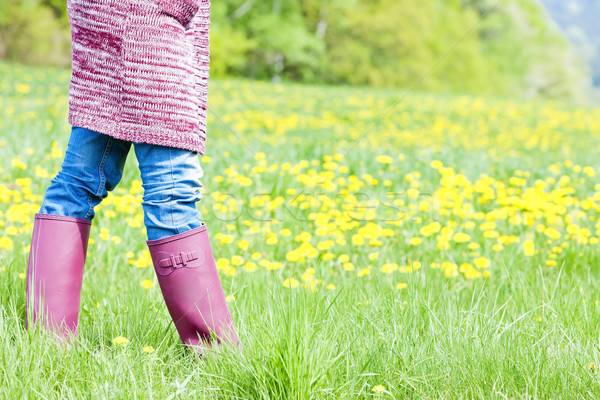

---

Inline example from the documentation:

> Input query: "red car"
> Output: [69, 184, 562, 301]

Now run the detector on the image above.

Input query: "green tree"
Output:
[0, 0, 70, 65]
[222, 0, 324, 82]
[0, 0, 590, 100]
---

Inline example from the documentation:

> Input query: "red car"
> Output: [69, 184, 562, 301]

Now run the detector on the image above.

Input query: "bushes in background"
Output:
[0, 0, 589, 100]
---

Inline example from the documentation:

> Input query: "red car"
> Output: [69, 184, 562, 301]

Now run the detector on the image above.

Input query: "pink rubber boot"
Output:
[147, 225, 240, 350]
[26, 213, 91, 338]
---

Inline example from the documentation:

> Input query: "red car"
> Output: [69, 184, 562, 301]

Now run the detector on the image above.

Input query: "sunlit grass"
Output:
[1, 62, 600, 398]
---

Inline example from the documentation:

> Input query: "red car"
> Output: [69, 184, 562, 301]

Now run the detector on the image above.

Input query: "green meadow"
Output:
[1, 62, 600, 398]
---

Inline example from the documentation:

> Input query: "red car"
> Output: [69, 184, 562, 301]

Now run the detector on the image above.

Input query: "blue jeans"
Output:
[39, 126, 204, 241]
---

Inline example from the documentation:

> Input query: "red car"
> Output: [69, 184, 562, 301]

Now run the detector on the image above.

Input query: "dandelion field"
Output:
[2, 62, 600, 398]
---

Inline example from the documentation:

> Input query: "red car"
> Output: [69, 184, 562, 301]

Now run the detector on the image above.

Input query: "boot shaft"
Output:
[26, 213, 91, 337]
[147, 225, 239, 349]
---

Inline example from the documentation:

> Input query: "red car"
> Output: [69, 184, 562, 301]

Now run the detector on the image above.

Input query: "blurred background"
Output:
[0, 0, 598, 103]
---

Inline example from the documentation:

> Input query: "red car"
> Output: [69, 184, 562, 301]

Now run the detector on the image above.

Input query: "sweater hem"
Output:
[68, 113, 206, 155]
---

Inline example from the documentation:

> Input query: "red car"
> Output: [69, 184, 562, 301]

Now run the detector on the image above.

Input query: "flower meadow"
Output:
[2, 63, 600, 398]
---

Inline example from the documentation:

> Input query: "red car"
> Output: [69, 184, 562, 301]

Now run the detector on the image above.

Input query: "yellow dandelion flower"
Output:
[238, 176, 253, 186]
[16, 83, 31, 94]
[142, 346, 155, 353]
[453, 233, 471, 243]
[231, 255, 244, 266]
[380, 263, 398, 274]
[484, 230, 499, 239]
[420, 222, 441, 236]
[464, 221, 475, 230]
[343, 262, 355, 271]
[0, 236, 14, 250]
[11, 158, 26, 170]
[243, 261, 257, 271]
[283, 278, 299, 288]
[372, 385, 385, 393]
[409, 237, 422, 246]
[99, 228, 110, 241]
[396, 283, 407, 290]
[317, 240, 334, 250]
[523, 239, 535, 257]
[141, 279, 153, 289]
[266, 234, 278, 245]
[15, 177, 31, 187]
[133, 250, 152, 269]
[217, 234, 234, 245]
[223, 265, 237, 276]
[473, 257, 489, 269]
[50, 141, 63, 158]
[295, 231, 312, 242]
[543, 227, 561, 241]
[34, 166, 49, 178]
[112, 336, 129, 346]
[216, 258, 230, 270]
[352, 234, 365, 246]
[480, 221, 496, 230]
[376, 155, 393, 164]
[301, 268, 315, 281]
[430, 160, 443, 169]
[286, 250, 301, 262]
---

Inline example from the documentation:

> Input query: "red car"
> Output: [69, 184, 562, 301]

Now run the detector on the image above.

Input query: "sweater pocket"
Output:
[121, 5, 199, 133]
[155, 0, 200, 27]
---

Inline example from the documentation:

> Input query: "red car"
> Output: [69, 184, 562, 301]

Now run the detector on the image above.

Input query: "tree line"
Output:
[0, 0, 589, 99]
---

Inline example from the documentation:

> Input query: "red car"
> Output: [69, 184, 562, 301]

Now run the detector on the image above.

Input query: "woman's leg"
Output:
[132, 142, 204, 241]
[40, 126, 132, 219]
[134, 143, 239, 350]
[27, 126, 131, 338]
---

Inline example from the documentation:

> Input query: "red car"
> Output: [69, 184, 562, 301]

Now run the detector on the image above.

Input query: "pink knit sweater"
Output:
[66, 0, 210, 154]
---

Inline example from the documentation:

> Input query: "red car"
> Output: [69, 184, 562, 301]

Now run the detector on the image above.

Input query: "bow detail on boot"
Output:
[156, 250, 204, 275]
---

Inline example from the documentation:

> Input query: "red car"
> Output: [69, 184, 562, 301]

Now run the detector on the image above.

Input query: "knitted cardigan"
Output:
[66, 0, 210, 154]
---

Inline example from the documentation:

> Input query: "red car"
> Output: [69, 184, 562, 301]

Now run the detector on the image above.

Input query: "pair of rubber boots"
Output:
[25, 213, 239, 350]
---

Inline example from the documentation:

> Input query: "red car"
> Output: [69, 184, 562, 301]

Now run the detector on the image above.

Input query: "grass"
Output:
[1, 61, 600, 398]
